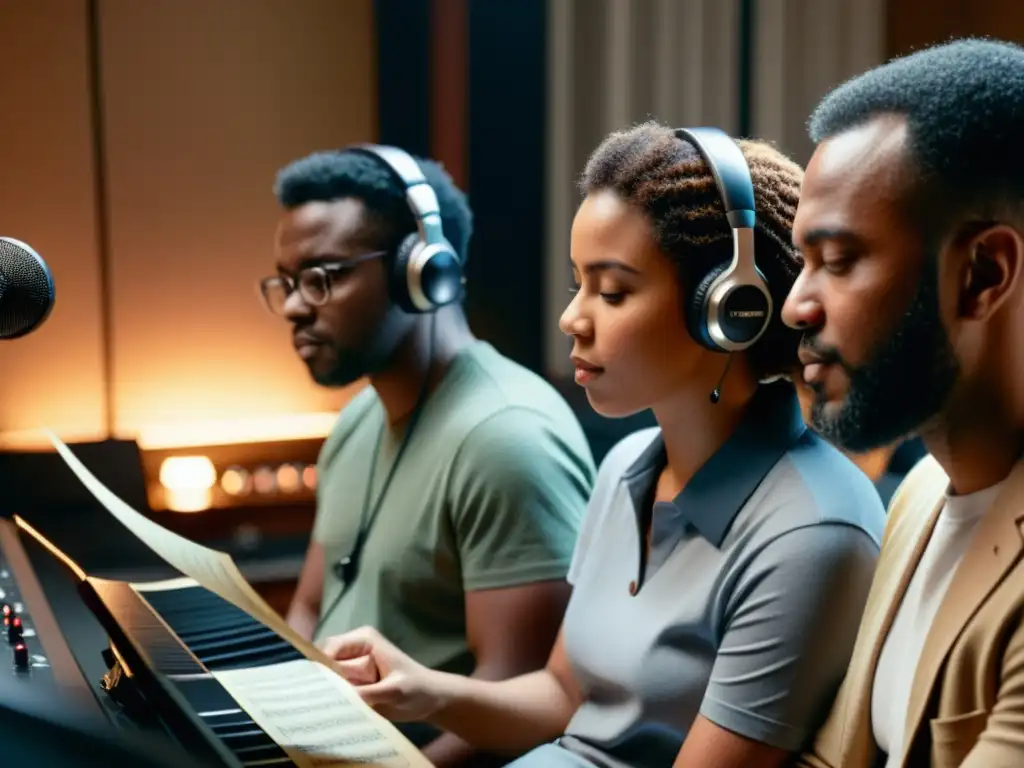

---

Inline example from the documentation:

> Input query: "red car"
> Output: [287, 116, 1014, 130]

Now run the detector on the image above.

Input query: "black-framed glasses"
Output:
[259, 250, 388, 316]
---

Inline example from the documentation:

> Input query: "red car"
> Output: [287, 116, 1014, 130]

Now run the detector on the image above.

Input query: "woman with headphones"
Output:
[317, 122, 886, 768]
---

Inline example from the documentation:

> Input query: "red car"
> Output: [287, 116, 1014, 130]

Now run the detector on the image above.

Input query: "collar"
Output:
[621, 382, 807, 547]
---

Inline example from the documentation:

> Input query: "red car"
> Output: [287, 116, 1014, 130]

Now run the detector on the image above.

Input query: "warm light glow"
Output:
[220, 466, 250, 496]
[0, 411, 341, 451]
[163, 488, 212, 513]
[159, 456, 216, 513]
[253, 466, 276, 494]
[276, 463, 301, 493]
[0, 426, 114, 451]
[159, 456, 217, 491]
[302, 465, 317, 490]
[133, 412, 341, 450]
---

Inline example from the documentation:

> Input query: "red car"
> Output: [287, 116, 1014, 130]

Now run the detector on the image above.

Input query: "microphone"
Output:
[710, 354, 734, 405]
[0, 238, 55, 340]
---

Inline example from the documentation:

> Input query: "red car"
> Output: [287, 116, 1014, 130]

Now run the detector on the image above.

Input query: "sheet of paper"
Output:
[43, 430, 432, 765]
[213, 658, 432, 768]
[44, 430, 286, 634]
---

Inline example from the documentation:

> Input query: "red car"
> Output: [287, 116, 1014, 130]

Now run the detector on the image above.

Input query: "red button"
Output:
[13, 642, 27, 670]
[628, 580, 638, 596]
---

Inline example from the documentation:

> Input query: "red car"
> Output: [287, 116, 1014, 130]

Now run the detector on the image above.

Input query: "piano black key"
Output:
[172, 675, 296, 766]
[201, 640, 298, 668]
[179, 621, 279, 645]
[208, 717, 258, 734]
[162, 612, 253, 637]
[218, 727, 278, 751]
[86, 580, 315, 765]
[186, 624, 279, 650]
[173, 613, 251, 634]
[234, 746, 297, 765]
[142, 586, 303, 671]
[169, 674, 241, 714]
[140, 588, 306, 762]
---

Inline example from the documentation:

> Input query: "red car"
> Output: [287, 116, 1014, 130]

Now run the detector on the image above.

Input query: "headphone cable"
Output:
[710, 353, 734, 404]
[312, 314, 437, 640]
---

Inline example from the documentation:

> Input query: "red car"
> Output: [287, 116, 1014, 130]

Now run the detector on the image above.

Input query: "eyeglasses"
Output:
[259, 250, 388, 316]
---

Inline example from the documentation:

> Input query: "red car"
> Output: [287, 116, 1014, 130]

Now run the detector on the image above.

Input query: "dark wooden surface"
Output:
[887, 0, 1024, 58]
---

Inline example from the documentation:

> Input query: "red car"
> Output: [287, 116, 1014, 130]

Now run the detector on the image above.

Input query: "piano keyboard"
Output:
[88, 578, 307, 767]
[144, 586, 304, 672]
[170, 675, 295, 766]
[7, 514, 424, 767]
[146, 586, 309, 765]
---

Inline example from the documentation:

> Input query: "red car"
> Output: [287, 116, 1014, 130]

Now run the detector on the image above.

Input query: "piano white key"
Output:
[198, 708, 244, 718]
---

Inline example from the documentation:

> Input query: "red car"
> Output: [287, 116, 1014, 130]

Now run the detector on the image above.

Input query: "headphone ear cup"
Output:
[686, 264, 728, 352]
[417, 242, 464, 309]
[390, 233, 423, 312]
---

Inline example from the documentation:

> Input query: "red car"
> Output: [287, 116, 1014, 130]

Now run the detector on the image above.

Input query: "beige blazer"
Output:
[797, 455, 1024, 768]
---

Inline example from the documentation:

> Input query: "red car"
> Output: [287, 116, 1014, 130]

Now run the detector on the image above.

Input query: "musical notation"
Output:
[43, 431, 287, 637]
[42, 430, 433, 768]
[214, 659, 412, 767]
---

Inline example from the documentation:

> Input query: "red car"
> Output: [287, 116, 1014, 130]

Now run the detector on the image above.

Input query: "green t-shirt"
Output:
[312, 341, 595, 675]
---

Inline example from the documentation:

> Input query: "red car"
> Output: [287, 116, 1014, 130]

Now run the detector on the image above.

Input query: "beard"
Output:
[805, 258, 960, 452]
[309, 346, 377, 387]
[306, 308, 412, 388]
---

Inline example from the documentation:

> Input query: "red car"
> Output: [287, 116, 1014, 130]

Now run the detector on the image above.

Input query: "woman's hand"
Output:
[318, 626, 446, 722]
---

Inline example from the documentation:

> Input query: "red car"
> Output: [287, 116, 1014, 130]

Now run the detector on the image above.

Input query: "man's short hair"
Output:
[809, 38, 1024, 240]
[274, 148, 473, 263]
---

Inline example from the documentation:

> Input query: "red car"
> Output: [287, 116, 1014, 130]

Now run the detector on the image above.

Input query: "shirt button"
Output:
[628, 580, 638, 596]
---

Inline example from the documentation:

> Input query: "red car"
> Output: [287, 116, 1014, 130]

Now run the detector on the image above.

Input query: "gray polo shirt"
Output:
[509, 383, 886, 768]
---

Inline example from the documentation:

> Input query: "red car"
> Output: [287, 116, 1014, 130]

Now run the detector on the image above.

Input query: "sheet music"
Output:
[214, 659, 429, 768]
[43, 430, 433, 767]
[44, 430, 287, 635]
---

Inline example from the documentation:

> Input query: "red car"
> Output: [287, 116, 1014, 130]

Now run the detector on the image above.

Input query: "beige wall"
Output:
[752, 0, 885, 164]
[0, 0, 107, 444]
[0, 0, 375, 449]
[545, 0, 745, 377]
[543, 0, 886, 376]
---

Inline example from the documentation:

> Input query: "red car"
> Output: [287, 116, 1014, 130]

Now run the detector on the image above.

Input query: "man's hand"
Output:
[319, 625, 448, 722]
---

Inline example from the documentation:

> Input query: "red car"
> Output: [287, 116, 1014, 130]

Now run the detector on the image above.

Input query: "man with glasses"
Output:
[263, 148, 595, 766]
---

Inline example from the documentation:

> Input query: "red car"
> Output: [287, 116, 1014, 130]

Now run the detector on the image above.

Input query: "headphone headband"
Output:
[340, 143, 463, 313]
[675, 127, 772, 354]
[345, 144, 449, 251]
[674, 128, 756, 230]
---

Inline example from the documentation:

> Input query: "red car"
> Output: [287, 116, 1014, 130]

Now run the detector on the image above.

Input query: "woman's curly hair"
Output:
[579, 121, 805, 380]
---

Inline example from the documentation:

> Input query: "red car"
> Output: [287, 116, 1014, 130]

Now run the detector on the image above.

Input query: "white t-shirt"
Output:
[871, 478, 1007, 765]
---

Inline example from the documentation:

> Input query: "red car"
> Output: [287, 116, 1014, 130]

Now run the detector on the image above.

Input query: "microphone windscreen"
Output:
[0, 237, 55, 340]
